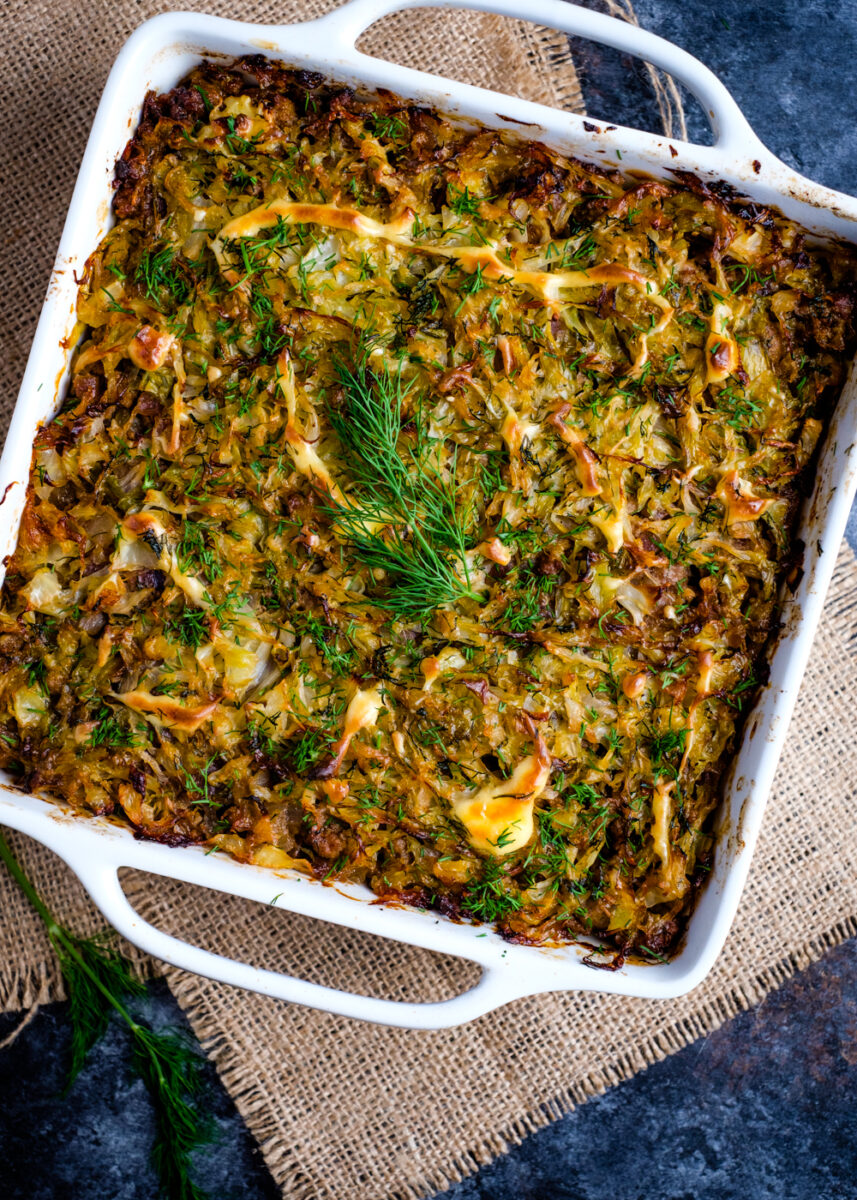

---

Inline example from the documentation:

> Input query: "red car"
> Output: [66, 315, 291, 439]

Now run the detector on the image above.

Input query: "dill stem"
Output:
[0, 829, 212, 1199]
[0, 829, 140, 1032]
[0, 828, 58, 933]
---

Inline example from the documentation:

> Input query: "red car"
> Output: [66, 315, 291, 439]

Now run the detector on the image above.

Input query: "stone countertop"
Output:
[432, 939, 857, 1200]
[574, 0, 857, 198]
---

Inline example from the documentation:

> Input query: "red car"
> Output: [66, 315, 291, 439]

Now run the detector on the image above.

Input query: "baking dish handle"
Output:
[311, 0, 760, 153]
[73, 858, 531, 1029]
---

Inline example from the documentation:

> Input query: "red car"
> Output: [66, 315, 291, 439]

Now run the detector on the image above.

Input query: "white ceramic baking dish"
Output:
[1, 0, 856, 1029]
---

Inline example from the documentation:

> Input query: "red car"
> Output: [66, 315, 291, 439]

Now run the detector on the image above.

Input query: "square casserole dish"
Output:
[1, 0, 856, 1028]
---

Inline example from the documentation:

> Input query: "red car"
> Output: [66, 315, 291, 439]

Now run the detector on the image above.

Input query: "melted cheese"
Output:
[675, 651, 719, 776]
[214, 201, 672, 320]
[114, 690, 219, 733]
[622, 671, 647, 700]
[452, 737, 550, 856]
[128, 326, 175, 371]
[479, 537, 512, 566]
[327, 686, 383, 774]
[716, 470, 774, 524]
[696, 650, 715, 698]
[420, 648, 466, 692]
[551, 408, 602, 496]
[216, 200, 414, 254]
[165, 344, 188, 457]
[651, 778, 674, 870]
[591, 509, 625, 554]
[706, 302, 740, 385]
[499, 404, 541, 481]
[495, 335, 515, 374]
[284, 432, 339, 493]
[273, 350, 349, 504]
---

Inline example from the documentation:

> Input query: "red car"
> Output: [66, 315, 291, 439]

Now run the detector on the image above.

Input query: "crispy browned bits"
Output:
[1, 58, 855, 961]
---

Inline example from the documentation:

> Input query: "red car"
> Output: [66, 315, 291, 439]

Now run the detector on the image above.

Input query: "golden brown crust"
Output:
[1, 58, 855, 961]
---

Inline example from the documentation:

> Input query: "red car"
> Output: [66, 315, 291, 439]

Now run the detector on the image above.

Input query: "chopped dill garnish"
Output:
[462, 859, 522, 922]
[135, 245, 190, 309]
[90, 704, 138, 749]
[367, 112, 407, 140]
[177, 519, 222, 585]
[447, 184, 488, 217]
[495, 583, 543, 633]
[25, 658, 47, 689]
[164, 608, 209, 649]
[289, 726, 334, 772]
[181, 755, 218, 806]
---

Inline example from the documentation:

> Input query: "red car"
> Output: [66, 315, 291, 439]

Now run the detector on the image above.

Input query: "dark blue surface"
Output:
[432, 939, 857, 1200]
[2, 3, 857, 1198]
[576, 0, 857, 198]
[0, 979, 279, 1200]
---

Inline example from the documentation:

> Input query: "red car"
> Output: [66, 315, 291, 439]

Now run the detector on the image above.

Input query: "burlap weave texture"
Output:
[2, 4, 857, 1200]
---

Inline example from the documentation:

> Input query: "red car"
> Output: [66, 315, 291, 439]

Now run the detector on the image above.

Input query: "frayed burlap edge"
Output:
[0, 960, 56, 1017]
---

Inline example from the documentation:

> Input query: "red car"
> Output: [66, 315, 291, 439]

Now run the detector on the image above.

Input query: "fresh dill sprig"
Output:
[326, 514, 473, 617]
[131, 1026, 212, 1200]
[326, 353, 479, 618]
[59, 927, 147, 1083]
[0, 831, 213, 1200]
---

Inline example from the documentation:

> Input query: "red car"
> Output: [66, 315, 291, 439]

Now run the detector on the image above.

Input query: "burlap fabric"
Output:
[3, 3, 857, 1199]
